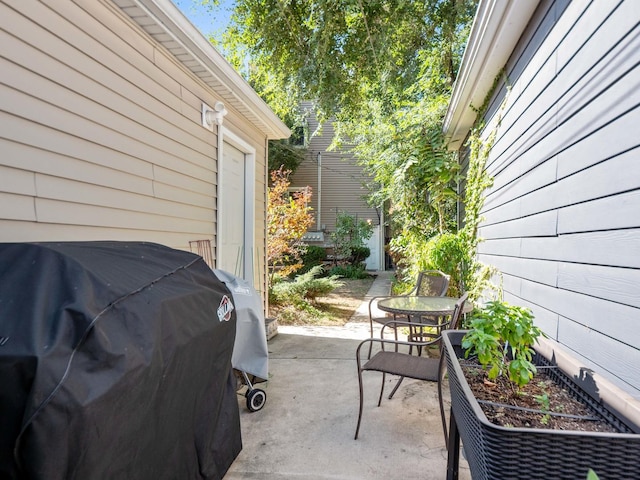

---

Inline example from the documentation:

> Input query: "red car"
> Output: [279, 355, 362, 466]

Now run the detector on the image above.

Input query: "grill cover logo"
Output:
[217, 295, 234, 322]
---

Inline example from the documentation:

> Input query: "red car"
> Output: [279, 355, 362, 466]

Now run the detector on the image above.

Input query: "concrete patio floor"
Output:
[225, 272, 471, 480]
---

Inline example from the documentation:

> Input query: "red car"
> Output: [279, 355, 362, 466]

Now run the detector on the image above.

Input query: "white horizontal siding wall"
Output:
[475, 0, 640, 397]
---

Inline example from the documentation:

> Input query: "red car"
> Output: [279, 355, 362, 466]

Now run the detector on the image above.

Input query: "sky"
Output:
[171, 0, 235, 38]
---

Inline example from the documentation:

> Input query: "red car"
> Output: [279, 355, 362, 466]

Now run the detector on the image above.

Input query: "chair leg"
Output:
[446, 408, 461, 480]
[388, 375, 404, 399]
[393, 319, 399, 352]
[416, 325, 425, 356]
[377, 372, 386, 407]
[355, 367, 365, 440]
[438, 353, 448, 445]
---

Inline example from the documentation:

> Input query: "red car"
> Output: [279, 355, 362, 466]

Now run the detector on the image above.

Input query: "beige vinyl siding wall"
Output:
[0, 0, 269, 294]
[469, 0, 640, 397]
[290, 106, 379, 234]
[252, 135, 269, 294]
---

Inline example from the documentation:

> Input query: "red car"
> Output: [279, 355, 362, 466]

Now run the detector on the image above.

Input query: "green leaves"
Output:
[268, 140, 306, 173]
[207, 0, 475, 124]
[202, 0, 477, 286]
[267, 168, 314, 278]
[269, 265, 343, 308]
[329, 211, 373, 262]
[463, 301, 543, 388]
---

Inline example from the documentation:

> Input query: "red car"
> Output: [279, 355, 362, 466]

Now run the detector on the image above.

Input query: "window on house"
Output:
[289, 122, 308, 147]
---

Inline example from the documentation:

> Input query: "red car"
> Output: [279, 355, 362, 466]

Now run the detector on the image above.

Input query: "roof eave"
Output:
[115, 0, 290, 139]
[443, 0, 539, 150]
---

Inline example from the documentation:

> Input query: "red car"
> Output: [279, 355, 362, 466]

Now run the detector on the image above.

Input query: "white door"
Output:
[365, 225, 381, 270]
[219, 142, 246, 277]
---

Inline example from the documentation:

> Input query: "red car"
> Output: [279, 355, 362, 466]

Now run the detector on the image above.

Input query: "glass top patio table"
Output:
[377, 296, 472, 318]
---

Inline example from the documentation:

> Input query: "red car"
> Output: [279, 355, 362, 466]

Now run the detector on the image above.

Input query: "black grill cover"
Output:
[0, 242, 241, 479]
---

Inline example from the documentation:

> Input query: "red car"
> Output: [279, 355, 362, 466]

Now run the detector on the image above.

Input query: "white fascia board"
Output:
[131, 0, 290, 139]
[443, 0, 540, 150]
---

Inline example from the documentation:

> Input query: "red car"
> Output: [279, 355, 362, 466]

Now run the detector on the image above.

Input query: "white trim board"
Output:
[216, 125, 256, 283]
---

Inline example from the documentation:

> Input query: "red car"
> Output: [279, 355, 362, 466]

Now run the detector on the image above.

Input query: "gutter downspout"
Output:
[264, 136, 270, 316]
[317, 152, 322, 231]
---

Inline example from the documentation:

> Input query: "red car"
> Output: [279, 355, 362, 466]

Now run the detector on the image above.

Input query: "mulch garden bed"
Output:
[460, 359, 618, 432]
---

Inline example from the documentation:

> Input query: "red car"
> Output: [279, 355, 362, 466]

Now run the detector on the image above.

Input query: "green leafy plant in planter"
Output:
[443, 306, 640, 480]
[461, 300, 543, 388]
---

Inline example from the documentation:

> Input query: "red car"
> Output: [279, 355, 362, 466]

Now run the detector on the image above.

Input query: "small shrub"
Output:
[350, 246, 370, 265]
[267, 168, 314, 278]
[270, 265, 343, 306]
[330, 211, 373, 265]
[267, 273, 287, 305]
[425, 232, 468, 296]
[326, 264, 370, 279]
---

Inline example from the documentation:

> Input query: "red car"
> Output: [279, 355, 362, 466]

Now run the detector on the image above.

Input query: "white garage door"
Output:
[219, 142, 246, 277]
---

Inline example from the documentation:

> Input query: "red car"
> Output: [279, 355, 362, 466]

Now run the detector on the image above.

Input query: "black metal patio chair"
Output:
[367, 270, 450, 358]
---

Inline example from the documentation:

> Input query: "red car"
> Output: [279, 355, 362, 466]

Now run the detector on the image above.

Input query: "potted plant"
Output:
[442, 300, 640, 480]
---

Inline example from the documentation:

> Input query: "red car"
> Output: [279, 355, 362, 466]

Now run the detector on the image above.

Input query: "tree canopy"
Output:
[201, 0, 477, 280]
[217, 0, 475, 122]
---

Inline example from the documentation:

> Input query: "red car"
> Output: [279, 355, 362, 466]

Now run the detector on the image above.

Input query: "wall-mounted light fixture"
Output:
[202, 101, 228, 131]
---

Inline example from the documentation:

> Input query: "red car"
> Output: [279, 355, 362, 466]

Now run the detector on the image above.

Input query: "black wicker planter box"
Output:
[442, 330, 640, 480]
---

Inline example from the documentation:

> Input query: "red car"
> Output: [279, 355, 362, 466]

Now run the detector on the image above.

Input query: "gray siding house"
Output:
[289, 104, 385, 270]
[0, 0, 289, 298]
[445, 0, 640, 403]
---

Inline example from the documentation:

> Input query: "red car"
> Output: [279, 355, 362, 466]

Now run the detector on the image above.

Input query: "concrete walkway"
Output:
[225, 271, 470, 480]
